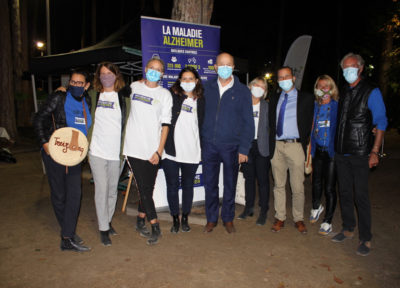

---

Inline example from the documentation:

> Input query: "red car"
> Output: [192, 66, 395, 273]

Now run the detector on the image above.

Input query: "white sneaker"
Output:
[310, 205, 324, 223]
[319, 222, 332, 235]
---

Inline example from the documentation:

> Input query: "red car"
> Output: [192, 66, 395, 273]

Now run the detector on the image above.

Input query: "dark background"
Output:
[28, 0, 396, 94]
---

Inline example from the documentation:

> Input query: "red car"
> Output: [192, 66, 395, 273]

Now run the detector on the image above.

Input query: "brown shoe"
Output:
[271, 219, 285, 232]
[223, 221, 236, 234]
[203, 222, 217, 233]
[295, 221, 307, 234]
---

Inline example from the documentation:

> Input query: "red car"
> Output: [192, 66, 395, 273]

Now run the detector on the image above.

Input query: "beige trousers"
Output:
[271, 141, 305, 222]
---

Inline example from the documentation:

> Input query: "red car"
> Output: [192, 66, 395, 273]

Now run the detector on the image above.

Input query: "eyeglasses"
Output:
[69, 80, 85, 87]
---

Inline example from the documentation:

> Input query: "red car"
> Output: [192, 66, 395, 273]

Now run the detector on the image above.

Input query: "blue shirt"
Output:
[313, 102, 331, 148]
[276, 89, 300, 140]
[367, 88, 388, 131]
[64, 92, 92, 136]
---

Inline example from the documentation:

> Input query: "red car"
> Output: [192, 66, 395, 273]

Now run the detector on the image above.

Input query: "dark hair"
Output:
[70, 68, 91, 83]
[93, 62, 125, 92]
[170, 66, 204, 100]
[278, 66, 294, 76]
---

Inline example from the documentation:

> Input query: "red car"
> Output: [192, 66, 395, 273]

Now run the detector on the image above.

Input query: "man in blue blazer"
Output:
[201, 52, 254, 233]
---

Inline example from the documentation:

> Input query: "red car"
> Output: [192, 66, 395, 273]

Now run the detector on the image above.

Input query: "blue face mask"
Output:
[180, 82, 196, 92]
[217, 65, 233, 79]
[68, 86, 85, 100]
[343, 67, 359, 84]
[146, 69, 162, 82]
[278, 79, 294, 92]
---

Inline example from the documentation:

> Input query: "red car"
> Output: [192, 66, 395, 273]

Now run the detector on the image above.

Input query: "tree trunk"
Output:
[379, 28, 393, 104]
[0, 0, 18, 138]
[171, 0, 214, 24]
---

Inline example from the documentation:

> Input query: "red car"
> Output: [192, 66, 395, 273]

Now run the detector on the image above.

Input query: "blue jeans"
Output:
[202, 141, 239, 223]
[162, 158, 199, 216]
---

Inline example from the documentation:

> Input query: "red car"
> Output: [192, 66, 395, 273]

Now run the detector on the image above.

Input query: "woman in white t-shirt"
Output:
[89, 62, 127, 246]
[123, 57, 172, 245]
[163, 67, 205, 233]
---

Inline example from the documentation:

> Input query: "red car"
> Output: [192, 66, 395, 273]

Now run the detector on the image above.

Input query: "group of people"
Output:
[34, 51, 387, 257]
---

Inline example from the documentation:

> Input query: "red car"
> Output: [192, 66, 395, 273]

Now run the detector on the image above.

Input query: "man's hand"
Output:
[369, 152, 379, 168]
[238, 153, 248, 164]
[55, 86, 67, 92]
[43, 143, 50, 155]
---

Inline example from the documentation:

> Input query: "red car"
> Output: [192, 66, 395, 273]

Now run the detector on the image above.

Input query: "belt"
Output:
[277, 138, 300, 143]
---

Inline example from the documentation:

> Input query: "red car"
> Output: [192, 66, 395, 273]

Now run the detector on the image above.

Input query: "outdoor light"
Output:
[36, 41, 45, 49]
[36, 41, 46, 56]
[264, 73, 272, 80]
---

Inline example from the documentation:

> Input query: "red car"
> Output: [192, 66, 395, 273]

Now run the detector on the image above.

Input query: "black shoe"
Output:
[100, 230, 112, 246]
[170, 215, 180, 234]
[181, 213, 191, 232]
[60, 237, 91, 252]
[109, 223, 118, 236]
[256, 214, 267, 226]
[136, 216, 151, 238]
[73, 234, 84, 245]
[237, 208, 254, 220]
[147, 223, 162, 245]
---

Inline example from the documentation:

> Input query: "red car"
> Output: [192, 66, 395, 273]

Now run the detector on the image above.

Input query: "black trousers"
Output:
[311, 147, 337, 223]
[335, 153, 372, 242]
[128, 157, 159, 222]
[41, 150, 82, 238]
[241, 140, 271, 215]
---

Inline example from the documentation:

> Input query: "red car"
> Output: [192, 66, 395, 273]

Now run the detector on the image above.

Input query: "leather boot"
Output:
[181, 213, 191, 232]
[170, 215, 180, 234]
[147, 223, 162, 245]
[135, 216, 151, 238]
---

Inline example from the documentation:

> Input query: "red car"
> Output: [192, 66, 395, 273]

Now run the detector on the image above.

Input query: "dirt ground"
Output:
[1, 128, 399, 288]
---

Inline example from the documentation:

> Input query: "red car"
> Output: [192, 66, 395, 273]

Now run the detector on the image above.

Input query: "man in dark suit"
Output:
[269, 66, 314, 234]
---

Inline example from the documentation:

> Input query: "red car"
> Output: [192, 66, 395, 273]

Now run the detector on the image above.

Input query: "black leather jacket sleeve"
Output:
[33, 91, 67, 147]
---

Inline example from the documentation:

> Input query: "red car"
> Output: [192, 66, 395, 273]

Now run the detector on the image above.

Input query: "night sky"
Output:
[28, 0, 396, 92]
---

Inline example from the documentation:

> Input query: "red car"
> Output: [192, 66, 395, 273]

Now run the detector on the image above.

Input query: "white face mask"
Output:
[343, 67, 359, 84]
[180, 81, 196, 92]
[251, 86, 265, 98]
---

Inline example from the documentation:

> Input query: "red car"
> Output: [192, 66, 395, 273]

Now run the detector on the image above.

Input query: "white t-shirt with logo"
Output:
[164, 97, 201, 164]
[89, 91, 122, 161]
[123, 81, 172, 161]
[253, 102, 260, 140]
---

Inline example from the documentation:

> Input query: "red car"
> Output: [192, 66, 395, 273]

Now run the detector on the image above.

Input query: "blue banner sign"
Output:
[141, 16, 221, 88]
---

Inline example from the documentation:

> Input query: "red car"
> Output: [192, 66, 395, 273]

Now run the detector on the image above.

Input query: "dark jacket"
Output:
[256, 99, 270, 157]
[335, 79, 375, 156]
[269, 89, 314, 157]
[201, 75, 254, 155]
[311, 100, 338, 158]
[33, 91, 92, 147]
[164, 93, 205, 157]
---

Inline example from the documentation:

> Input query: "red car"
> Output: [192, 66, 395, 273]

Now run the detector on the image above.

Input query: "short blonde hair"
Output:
[314, 75, 339, 103]
[248, 76, 268, 99]
[146, 57, 165, 73]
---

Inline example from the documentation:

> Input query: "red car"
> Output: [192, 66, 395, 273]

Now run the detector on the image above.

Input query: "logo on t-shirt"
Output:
[132, 93, 153, 105]
[253, 111, 259, 118]
[181, 104, 193, 113]
[97, 100, 115, 109]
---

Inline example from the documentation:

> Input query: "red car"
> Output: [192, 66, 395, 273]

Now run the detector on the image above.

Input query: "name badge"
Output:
[318, 120, 330, 128]
[75, 117, 86, 125]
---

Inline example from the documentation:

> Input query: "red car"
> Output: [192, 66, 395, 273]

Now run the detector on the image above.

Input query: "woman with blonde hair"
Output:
[237, 76, 271, 226]
[309, 75, 339, 235]
[89, 62, 128, 246]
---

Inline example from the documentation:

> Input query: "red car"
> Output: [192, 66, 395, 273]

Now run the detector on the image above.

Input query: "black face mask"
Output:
[68, 86, 85, 101]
